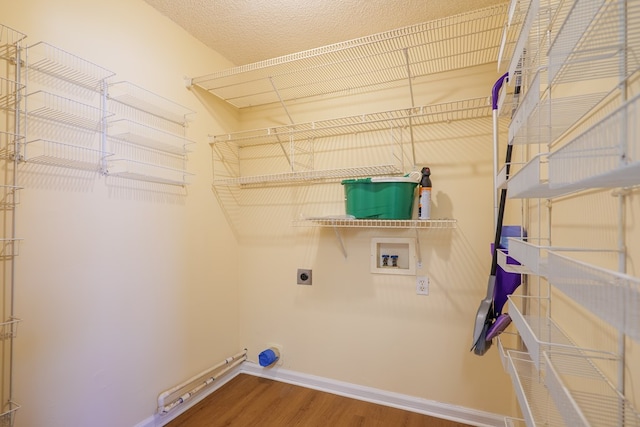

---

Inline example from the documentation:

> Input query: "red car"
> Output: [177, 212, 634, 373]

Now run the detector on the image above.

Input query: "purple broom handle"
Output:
[492, 72, 509, 110]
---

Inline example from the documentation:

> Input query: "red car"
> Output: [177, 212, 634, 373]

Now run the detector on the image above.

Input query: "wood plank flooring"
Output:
[166, 374, 472, 427]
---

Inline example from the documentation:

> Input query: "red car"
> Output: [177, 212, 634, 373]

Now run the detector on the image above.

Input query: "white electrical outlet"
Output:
[416, 276, 429, 295]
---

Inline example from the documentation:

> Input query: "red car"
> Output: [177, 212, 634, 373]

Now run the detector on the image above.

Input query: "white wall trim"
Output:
[240, 362, 506, 427]
[133, 364, 244, 427]
[134, 361, 506, 427]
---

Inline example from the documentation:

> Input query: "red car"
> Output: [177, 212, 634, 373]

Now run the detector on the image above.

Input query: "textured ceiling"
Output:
[143, 0, 507, 66]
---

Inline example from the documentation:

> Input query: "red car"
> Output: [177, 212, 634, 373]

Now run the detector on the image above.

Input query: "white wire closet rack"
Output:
[544, 351, 640, 426]
[0, 24, 26, 59]
[1, 23, 24, 427]
[0, 318, 20, 341]
[107, 81, 195, 125]
[0, 184, 21, 209]
[0, 402, 20, 427]
[211, 97, 491, 147]
[503, 237, 550, 276]
[26, 41, 115, 90]
[25, 90, 108, 131]
[211, 97, 491, 187]
[506, 350, 566, 426]
[293, 218, 457, 229]
[548, 91, 640, 191]
[23, 139, 108, 171]
[0, 77, 25, 111]
[547, 250, 640, 343]
[508, 345, 640, 427]
[0, 238, 21, 258]
[107, 119, 195, 155]
[189, 4, 508, 109]
[506, 88, 640, 198]
[507, 294, 618, 371]
[548, 0, 640, 86]
[105, 158, 193, 186]
[497, 0, 531, 73]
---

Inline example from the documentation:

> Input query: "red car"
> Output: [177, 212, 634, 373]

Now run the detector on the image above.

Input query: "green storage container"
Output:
[341, 176, 418, 219]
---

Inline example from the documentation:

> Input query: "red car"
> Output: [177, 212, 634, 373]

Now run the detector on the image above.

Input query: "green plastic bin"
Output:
[341, 176, 418, 219]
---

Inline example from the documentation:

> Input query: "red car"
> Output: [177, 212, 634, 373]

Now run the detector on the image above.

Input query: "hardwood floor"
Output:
[166, 374, 472, 427]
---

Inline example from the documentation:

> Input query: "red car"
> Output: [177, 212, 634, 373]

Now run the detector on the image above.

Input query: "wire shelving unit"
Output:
[0, 22, 25, 427]
[293, 218, 457, 229]
[498, 0, 640, 424]
[190, 4, 508, 109]
[26, 41, 115, 91]
[211, 97, 492, 187]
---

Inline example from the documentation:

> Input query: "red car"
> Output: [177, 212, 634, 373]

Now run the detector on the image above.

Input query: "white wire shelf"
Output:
[0, 184, 22, 208]
[108, 81, 195, 125]
[213, 165, 403, 187]
[508, 69, 544, 144]
[547, 251, 640, 343]
[25, 91, 109, 131]
[26, 41, 115, 90]
[548, 92, 640, 192]
[507, 153, 573, 198]
[106, 159, 192, 186]
[497, 0, 530, 73]
[107, 119, 195, 155]
[506, 238, 548, 277]
[24, 139, 106, 171]
[0, 130, 21, 161]
[497, 331, 520, 372]
[0, 76, 25, 110]
[504, 418, 527, 427]
[0, 238, 21, 257]
[0, 401, 20, 427]
[505, 0, 538, 81]
[548, 0, 640, 86]
[211, 97, 490, 187]
[506, 350, 566, 427]
[0, 23, 27, 47]
[210, 97, 491, 147]
[513, 0, 562, 80]
[508, 295, 617, 372]
[0, 318, 21, 341]
[496, 249, 530, 275]
[293, 218, 457, 229]
[544, 351, 640, 426]
[509, 90, 609, 146]
[190, 4, 507, 108]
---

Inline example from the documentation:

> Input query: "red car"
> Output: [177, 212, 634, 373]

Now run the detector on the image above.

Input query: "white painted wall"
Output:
[2, 1, 241, 426]
[232, 63, 517, 416]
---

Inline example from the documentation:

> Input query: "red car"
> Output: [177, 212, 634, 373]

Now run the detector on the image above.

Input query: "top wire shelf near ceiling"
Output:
[210, 97, 491, 147]
[189, 4, 508, 109]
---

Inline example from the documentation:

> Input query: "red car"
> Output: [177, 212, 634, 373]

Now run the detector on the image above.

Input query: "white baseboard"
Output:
[135, 361, 506, 427]
[134, 364, 244, 427]
[239, 362, 506, 427]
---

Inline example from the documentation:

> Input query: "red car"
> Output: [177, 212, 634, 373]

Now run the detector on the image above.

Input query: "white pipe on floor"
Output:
[157, 349, 247, 414]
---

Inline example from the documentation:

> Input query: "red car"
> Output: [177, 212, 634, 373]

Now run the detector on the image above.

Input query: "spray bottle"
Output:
[418, 167, 432, 220]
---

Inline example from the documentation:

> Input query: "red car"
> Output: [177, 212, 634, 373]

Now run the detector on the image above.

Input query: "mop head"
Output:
[471, 276, 496, 351]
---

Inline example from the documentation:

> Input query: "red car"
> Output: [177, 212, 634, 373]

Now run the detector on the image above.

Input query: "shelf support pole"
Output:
[616, 0, 629, 402]
[415, 227, 422, 266]
[100, 79, 108, 175]
[269, 78, 297, 170]
[403, 48, 416, 167]
[269, 77, 294, 125]
[331, 222, 347, 259]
